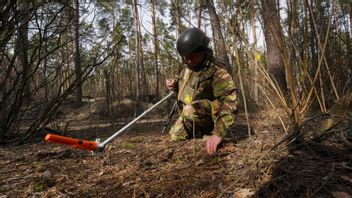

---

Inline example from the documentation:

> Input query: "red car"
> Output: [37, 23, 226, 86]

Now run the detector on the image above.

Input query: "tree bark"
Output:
[132, 0, 141, 113]
[151, 0, 159, 99]
[128, 37, 134, 98]
[132, 0, 148, 113]
[15, 0, 31, 102]
[308, 0, 317, 76]
[173, 0, 182, 73]
[350, 4, 352, 36]
[205, 0, 231, 70]
[197, 2, 203, 29]
[73, 0, 82, 106]
[349, 4, 352, 71]
[250, 0, 259, 103]
[261, 0, 288, 95]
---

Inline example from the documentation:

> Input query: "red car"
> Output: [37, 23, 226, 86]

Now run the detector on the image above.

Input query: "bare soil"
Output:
[0, 100, 351, 198]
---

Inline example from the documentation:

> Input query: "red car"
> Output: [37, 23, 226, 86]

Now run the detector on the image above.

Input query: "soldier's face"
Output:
[183, 50, 206, 69]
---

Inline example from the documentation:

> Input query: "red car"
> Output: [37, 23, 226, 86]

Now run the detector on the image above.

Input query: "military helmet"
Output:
[176, 28, 210, 57]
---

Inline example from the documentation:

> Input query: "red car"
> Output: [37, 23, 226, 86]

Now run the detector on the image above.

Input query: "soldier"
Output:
[166, 28, 238, 155]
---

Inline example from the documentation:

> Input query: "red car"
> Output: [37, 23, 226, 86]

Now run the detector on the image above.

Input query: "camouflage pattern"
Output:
[169, 59, 238, 141]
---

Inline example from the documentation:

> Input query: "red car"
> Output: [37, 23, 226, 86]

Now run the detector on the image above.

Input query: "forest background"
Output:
[1, 0, 351, 159]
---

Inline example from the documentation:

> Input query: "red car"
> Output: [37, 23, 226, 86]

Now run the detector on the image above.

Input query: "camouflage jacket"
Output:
[177, 58, 238, 137]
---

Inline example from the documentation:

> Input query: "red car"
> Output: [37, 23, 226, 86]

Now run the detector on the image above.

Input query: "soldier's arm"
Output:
[211, 67, 238, 137]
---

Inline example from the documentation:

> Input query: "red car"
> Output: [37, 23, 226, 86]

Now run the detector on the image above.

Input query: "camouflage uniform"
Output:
[169, 58, 238, 141]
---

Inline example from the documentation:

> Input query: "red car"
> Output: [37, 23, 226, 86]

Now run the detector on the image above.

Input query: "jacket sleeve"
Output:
[211, 67, 238, 137]
[174, 68, 186, 93]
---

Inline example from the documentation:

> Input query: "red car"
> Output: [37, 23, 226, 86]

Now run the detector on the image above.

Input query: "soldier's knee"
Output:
[169, 119, 188, 141]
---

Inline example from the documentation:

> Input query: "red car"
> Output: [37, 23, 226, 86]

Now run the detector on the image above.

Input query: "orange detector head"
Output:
[45, 134, 98, 151]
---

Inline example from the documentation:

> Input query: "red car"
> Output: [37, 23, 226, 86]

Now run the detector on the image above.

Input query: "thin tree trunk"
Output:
[112, 11, 118, 102]
[151, 0, 159, 99]
[15, 0, 30, 101]
[350, 4, 352, 35]
[104, 69, 111, 113]
[173, 0, 182, 73]
[348, 4, 352, 72]
[287, 0, 299, 93]
[43, 29, 49, 102]
[128, 37, 134, 98]
[309, 0, 317, 77]
[303, 0, 309, 71]
[132, 0, 148, 113]
[205, 0, 231, 70]
[250, 0, 259, 103]
[197, 2, 203, 29]
[132, 0, 141, 113]
[73, 0, 82, 105]
[261, 0, 288, 96]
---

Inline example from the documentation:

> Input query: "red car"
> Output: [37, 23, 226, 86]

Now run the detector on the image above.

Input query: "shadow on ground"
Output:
[253, 138, 352, 197]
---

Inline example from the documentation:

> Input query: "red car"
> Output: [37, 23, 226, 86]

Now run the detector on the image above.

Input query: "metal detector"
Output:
[45, 92, 174, 153]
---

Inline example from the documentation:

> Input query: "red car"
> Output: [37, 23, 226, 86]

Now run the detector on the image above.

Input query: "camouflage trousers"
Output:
[169, 99, 214, 141]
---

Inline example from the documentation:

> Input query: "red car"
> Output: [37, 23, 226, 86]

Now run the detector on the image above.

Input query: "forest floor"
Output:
[0, 98, 351, 198]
